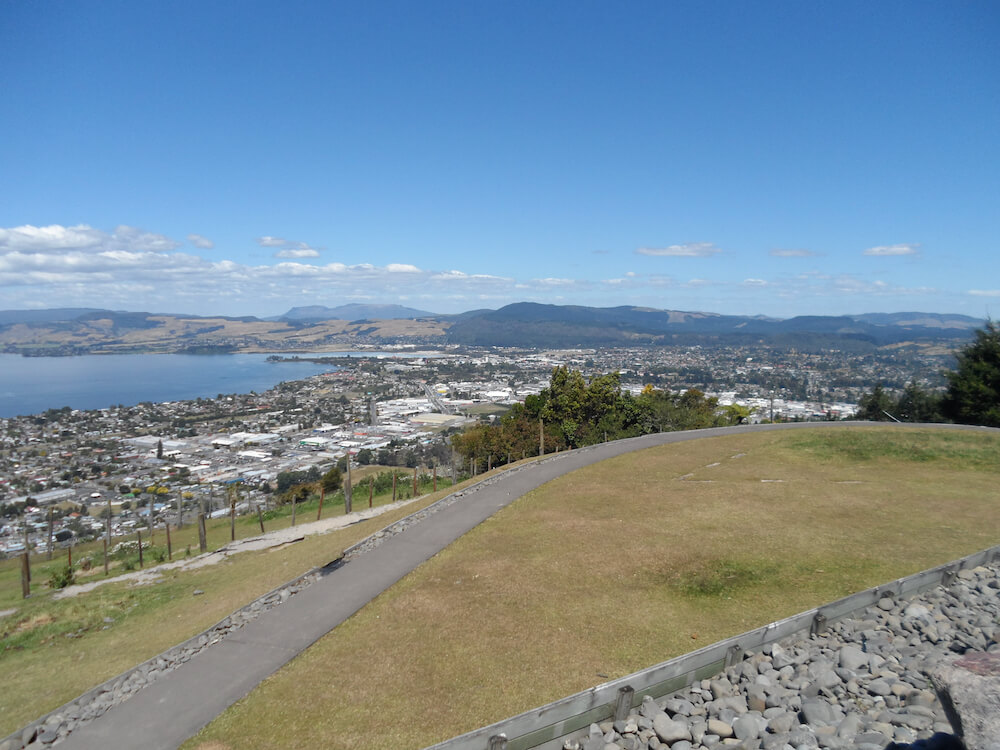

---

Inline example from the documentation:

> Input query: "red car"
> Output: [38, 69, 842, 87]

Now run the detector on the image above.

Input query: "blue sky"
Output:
[1, 0, 997, 318]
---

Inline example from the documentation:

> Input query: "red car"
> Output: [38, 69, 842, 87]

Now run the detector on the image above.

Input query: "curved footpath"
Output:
[16, 422, 996, 750]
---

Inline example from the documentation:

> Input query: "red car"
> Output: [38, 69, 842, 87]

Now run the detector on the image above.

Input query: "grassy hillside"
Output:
[0, 480, 457, 735]
[185, 426, 1000, 750]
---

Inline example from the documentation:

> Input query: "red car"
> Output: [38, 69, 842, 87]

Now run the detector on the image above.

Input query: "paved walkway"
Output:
[54, 422, 986, 749]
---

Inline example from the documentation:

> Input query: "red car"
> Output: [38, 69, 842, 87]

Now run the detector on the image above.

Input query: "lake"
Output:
[0, 351, 434, 418]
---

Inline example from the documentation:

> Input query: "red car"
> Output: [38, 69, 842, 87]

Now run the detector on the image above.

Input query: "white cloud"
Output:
[430, 270, 513, 287]
[968, 289, 1000, 297]
[0, 223, 533, 313]
[187, 233, 214, 249]
[636, 242, 720, 257]
[770, 248, 818, 258]
[863, 243, 920, 257]
[0, 224, 180, 254]
[532, 278, 577, 286]
[274, 248, 320, 259]
[742, 278, 769, 287]
[257, 236, 288, 247]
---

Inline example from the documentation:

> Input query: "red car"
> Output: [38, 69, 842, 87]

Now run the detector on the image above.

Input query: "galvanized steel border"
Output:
[425, 543, 1000, 750]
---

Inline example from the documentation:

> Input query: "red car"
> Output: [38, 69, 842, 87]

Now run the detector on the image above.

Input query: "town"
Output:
[0, 342, 955, 557]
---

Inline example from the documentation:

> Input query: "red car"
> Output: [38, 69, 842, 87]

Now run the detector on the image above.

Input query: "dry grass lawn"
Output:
[185, 426, 1000, 750]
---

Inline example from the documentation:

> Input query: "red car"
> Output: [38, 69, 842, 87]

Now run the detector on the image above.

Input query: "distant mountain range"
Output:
[0, 303, 985, 355]
[277, 303, 436, 322]
[441, 303, 983, 349]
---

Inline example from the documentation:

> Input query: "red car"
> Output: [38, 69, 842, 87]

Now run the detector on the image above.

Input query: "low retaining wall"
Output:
[424, 543, 1000, 750]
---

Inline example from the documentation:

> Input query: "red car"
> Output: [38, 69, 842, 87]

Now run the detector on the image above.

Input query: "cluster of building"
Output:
[1, 343, 951, 556]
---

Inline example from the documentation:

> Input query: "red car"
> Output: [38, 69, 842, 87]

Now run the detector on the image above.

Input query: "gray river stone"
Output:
[652, 715, 691, 744]
[929, 651, 1000, 750]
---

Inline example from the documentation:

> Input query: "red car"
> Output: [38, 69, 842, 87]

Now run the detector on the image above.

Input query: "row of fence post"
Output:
[17, 462, 451, 599]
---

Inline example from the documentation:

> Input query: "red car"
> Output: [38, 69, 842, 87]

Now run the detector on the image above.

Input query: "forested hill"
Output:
[0, 304, 983, 354]
[443, 303, 982, 349]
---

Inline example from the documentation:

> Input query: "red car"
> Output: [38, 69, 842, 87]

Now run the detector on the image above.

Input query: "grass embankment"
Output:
[0, 472, 460, 735]
[184, 426, 1000, 750]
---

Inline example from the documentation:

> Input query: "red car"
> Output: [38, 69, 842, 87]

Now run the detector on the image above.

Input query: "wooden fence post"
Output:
[137, 529, 143, 568]
[291, 494, 296, 527]
[21, 553, 30, 598]
[68, 544, 72, 569]
[198, 513, 207, 553]
[368, 476, 373, 508]
[539, 418, 544, 456]
[230, 489, 237, 540]
[433, 465, 437, 492]
[317, 488, 325, 521]
[412, 467, 417, 496]
[345, 456, 353, 514]
[103, 537, 109, 575]
[105, 495, 112, 562]
[166, 523, 173, 561]
[392, 472, 397, 502]
[47, 509, 53, 561]
[258, 507, 265, 534]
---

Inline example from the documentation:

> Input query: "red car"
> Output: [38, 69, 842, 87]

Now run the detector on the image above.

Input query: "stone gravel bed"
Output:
[563, 564, 999, 750]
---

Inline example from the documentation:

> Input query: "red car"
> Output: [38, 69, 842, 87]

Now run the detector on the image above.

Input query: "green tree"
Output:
[321, 466, 342, 494]
[942, 321, 1000, 427]
[856, 384, 896, 421]
[722, 403, 754, 425]
[895, 382, 944, 423]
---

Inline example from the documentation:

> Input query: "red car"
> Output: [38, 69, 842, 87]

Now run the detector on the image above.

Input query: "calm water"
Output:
[0, 351, 424, 418]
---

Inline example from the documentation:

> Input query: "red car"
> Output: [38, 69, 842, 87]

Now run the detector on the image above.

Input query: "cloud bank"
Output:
[0, 224, 958, 317]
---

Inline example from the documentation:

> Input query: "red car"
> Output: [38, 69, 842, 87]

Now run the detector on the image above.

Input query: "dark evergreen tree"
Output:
[942, 321, 1000, 427]
[321, 466, 342, 493]
[856, 384, 896, 421]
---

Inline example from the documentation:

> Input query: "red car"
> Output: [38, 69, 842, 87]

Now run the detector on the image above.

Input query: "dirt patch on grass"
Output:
[15, 613, 54, 633]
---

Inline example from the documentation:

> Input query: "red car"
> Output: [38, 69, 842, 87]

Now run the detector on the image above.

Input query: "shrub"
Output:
[48, 564, 77, 589]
